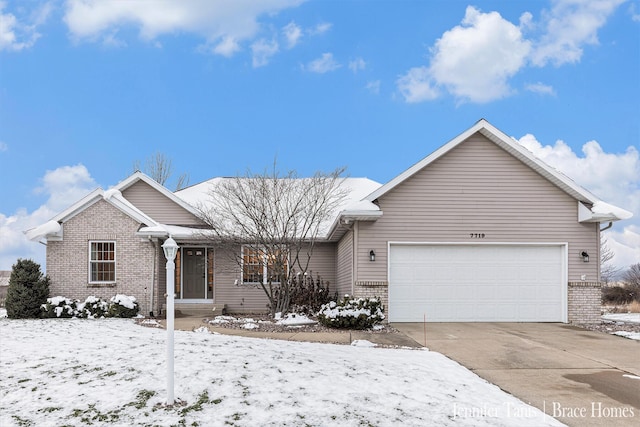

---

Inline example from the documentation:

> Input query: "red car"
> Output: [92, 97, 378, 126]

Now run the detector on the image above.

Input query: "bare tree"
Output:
[197, 162, 348, 315]
[600, 237, 620, 284]
[622, 263, 640, 288]
[133, 152, 189, 191]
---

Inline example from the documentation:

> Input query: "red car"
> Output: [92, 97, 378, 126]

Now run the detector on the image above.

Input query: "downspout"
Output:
[148, 236, 157, 317]
[352, 222, 358, 296]
[600, 222, 613, 232]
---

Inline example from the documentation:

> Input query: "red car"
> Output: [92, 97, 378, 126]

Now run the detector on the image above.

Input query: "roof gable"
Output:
[364, 119, 631, 222]
[366, 119, 599, 203]
[118, 172, 202, 219]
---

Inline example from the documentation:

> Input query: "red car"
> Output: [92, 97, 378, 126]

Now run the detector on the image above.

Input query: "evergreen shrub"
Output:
[107, 294, 139, 318]
[317, 296, 385, 329]
[5, 259, 50, 319]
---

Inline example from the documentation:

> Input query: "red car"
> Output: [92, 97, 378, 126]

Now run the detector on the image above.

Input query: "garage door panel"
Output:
[389, 244, 565, 322]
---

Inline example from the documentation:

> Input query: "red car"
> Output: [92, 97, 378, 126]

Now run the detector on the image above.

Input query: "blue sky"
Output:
[1, 0, 639, 271]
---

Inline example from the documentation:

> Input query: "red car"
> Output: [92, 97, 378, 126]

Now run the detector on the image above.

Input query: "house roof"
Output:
[365, 119, 632, 223]
[24, 173, 166, 242]
[173, 176, 383, 241]
[25, 120, 631, 243]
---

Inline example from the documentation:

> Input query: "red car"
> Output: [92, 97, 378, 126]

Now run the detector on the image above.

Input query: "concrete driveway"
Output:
[393, 322, 639, 427]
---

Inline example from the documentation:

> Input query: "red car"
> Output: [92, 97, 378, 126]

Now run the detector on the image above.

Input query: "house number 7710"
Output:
[470, 233, 485, 238]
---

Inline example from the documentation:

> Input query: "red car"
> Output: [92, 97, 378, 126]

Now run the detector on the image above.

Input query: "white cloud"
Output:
[530, 0, 625, 67]
[366, 80, 381, 95]
[396, 67, 439, 103]
[427, 6, 531, 103]
[631, 3, 640, 22]
[282, 21, 302, 48]
[251, 38, 279, 67]
[305, 52, 341, 73]
[102, 29, 127, 48]
[309, 22, 332, 35]
[210, 35, 240, 57]
[397, 1, 625, 104]
[0, 141, 7, 152]
[0, 165, 98, 271]
[525, 82, 556, 95]
[0, 1, 51, 52]
[63, 0, 304, 55]
[518, 134, 640, 269]
[348, 57, 366, 73]
[606, 225, 640, 270]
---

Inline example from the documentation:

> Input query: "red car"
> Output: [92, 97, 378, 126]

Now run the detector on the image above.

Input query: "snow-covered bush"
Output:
[317, 296, 385, 329]
[41, 296, 77, 318]
[107, 294, 139, 318]
[77, 296, 109, 318]
[40, 295, 137, 318]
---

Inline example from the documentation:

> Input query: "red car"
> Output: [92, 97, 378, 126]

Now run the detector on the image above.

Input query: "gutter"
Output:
[600, 222, 613, 232]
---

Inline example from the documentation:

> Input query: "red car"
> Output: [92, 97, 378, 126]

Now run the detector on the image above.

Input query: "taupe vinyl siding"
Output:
[212, 243, 337, 313]
[357, 132, 598, 282]
[213, 246, 269, 313]
[336, 230, 353, 296]
[121, 180, 204, 226]
[302, 243, 337, 292]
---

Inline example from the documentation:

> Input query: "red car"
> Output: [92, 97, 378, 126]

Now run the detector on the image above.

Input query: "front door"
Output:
[182, 248, 206, 299]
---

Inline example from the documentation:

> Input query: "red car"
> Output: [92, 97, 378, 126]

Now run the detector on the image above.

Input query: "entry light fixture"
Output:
[369, 250, 376, 262]
[162, 235, 178, 262]
[581, 251, 589, 263]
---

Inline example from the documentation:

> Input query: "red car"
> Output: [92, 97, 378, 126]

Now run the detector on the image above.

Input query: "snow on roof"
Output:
[24, 220, 62, 241]
[174, 176, 383, 239]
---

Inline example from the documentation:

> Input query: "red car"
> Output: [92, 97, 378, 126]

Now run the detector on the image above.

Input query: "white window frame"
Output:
[88, 240, 116, 284]
[241, 246, 288, 285]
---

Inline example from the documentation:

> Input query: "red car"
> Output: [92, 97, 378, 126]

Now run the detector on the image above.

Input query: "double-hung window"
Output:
[242, 247, 287, 285]
[89, 241, 116, 283]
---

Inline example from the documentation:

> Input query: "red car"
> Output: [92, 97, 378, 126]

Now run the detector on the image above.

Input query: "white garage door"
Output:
[388, 244, 566, 322]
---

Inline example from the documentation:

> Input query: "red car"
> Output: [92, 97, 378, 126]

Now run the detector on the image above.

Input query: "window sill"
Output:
[88, 283, 116, 288]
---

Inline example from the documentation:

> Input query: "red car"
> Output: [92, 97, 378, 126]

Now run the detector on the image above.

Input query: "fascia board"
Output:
[53, 188, 105, 222]
[365, 121, 485, 202]
[477, 123, 599, 204]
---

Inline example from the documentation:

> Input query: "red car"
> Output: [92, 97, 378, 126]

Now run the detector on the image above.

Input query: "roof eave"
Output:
[325, 210, 383, 242]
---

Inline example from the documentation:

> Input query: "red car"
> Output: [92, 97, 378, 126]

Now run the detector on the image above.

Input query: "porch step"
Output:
[165, 303, 227, 317]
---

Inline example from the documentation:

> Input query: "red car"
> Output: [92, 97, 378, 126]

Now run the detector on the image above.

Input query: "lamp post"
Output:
[162, 235, 178, 405]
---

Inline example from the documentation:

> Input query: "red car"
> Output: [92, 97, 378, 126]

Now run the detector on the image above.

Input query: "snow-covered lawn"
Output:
[0, 318, 563, 427]
[602, 313, 640, 324]
[601, 313, 640, 341]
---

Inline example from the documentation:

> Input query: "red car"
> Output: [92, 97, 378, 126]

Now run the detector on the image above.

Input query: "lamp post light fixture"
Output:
[162, 235, 178, 405]
[369, 250, 376, 262]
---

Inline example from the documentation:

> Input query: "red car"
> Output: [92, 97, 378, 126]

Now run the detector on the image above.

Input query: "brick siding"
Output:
[354, 281, 389, 322]
[46, 200, 157, 315]
[568, 281, 602, 324]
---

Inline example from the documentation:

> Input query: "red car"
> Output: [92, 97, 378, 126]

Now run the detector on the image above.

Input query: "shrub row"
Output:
[602, 285, 639, 305]
[317, 295, 385, 330]
[41, 294, 139, 319]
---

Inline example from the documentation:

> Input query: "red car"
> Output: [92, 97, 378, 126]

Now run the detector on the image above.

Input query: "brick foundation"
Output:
[568, 281, 602, 324]
[354, 281, 389, 321]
